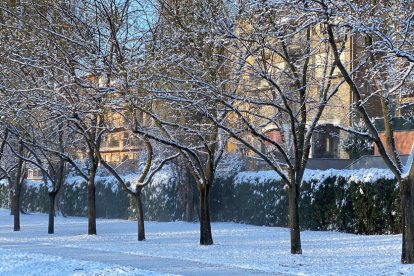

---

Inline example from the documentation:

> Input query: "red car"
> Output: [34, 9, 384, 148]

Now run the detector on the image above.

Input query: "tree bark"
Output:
[13, 189, 20, 231]
[132, 191, 145, 241]
[13, 145, 24, 232]
[199, 185, 213, 245]
[48, 192, 56, 234]
[87, 169, 97, 235]
[9, 189, 14, 215]
[400, 177, 414, 264]
[288, 183, 302, 254]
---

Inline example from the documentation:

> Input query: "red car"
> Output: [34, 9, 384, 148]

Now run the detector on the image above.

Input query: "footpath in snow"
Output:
[0, 209, 413, 276]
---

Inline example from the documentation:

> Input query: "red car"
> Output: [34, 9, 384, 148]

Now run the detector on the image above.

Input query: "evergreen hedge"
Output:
[20, 182, 49, 214]
[0, 180, 10, 209]
[0, 168, 402, 235]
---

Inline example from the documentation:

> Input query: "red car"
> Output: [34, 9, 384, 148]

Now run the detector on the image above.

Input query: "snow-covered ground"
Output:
[0, 209, 413, 276]
[0, 247, 168, 276]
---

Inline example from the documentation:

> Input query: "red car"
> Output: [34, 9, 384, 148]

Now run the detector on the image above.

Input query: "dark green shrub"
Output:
[210, 174, 236, 222]
[348, 178, 401, 234]
[231, 172, 288, 227]
[96, 179, 130, 219]
[62, 180, 88, 217]
[0, 181, 10, 209]
[0, 168, 403, 235]
[140, 175, 184, 221]
[20, 182, 49, 213]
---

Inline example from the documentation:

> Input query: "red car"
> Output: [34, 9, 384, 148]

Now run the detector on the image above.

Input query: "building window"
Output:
[111, 153, 120, 163]
[122, 154, 129, 162]
[326, 138, 330, 153]
[364, 82, 372, 95]
[109, 134, 120, 147]
[313, 124, 340, 158]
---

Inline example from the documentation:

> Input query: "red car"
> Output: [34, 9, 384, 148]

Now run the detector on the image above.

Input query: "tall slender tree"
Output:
[309, 0, 414, 264]
[153, 0, 347, 253]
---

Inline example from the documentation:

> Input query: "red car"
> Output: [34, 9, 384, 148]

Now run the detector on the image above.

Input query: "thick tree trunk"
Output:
[87, 174, 97, 235]
[288, 184, 302, 254]
[13, 189, 20, 231]
[132, 192, 145, 241]
[199, 185, 213, 245]
[13, 146, 24, 232]
[48, 192, 56, 234]
[400, 177, 414, 264]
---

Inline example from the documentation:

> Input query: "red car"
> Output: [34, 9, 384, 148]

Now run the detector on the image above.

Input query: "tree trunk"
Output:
[199, 185, 213, 245]
[288, 184, 302, 254]
[13, 189, 20, 231]
[87, 173, 97, 235]
[400, 177, 414, 264]
[132, 192, 145, 241]
[13, 146, 24, 232]
[9, 189, 14, 215]
[48, 192, 56, 234]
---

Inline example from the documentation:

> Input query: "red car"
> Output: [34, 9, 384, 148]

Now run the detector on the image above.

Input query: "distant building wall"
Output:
[374, 130, 414, 155]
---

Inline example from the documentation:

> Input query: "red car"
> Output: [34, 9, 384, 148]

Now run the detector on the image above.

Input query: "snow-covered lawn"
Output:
[0, 247, 167, 276]
[0, 208, 413, 275]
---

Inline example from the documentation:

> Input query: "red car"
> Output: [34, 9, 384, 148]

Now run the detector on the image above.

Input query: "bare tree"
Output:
[97, 135, 178, 241]
[77, 0, 173, 241]
[132, 0, 239, 245]
[0, 0, 39, 230]
[307, 0, 414, 264]
[18, 0, 124, 235]
[16, 117, 68, 234]
[0, 102, 31, 232]
[1, 0, 158, 236]
[154, 0, 347, 253]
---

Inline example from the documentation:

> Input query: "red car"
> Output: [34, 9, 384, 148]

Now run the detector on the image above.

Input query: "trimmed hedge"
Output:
[60, 172, 183, 222]
[0, 181, 10, 209]
[300, 173, 401, 234]
[0, 168, 403, 235]
[20, 182, 49, 214]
